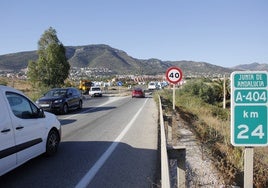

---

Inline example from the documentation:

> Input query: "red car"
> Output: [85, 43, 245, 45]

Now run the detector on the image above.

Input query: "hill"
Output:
[233, 62, 268, 71]
[0, 44, 265, 76]
[0, 51, 38, 72]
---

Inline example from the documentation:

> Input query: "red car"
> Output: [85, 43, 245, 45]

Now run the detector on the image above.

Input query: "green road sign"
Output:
[231, 71, 268, 146]
[234, 90, 267, 104]
[234, 106, 267, 145]
[233, 73, 267, 88]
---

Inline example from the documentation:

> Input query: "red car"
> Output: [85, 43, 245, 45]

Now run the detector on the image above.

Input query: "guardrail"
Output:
[158, 95, 186, 188]
[159, 95, 171, 187]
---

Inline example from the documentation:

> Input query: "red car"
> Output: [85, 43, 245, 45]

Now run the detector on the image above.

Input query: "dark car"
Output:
[36, 87, 83, 114]
[132, 87, 145, 98]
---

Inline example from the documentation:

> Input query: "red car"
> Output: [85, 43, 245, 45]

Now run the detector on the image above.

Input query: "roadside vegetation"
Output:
[158, 78, 268, 188]
[1, 74, 267, 187]
[27, 27, 70, 89]
[0, 77, 40, 100]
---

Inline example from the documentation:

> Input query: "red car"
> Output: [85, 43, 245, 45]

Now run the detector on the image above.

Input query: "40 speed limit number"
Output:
[165, 67, 183, 84]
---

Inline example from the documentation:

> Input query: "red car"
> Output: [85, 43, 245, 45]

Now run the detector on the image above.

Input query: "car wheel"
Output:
[61, 103, 68, 114]
[78, 100, 82, 109]
[45, 129, 60, 156]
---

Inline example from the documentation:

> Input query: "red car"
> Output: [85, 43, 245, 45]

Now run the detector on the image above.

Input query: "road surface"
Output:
[0, 94, 159, 188]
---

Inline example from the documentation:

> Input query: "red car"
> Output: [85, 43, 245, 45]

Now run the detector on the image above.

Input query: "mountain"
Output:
[67, 44, 144, 74]
[233, 62, 268, 71]
[0, 51, 38, 72]
[0, 44, 265, 76]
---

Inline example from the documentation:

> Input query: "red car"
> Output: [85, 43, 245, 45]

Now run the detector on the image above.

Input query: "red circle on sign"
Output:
[165, 67, 183, 84]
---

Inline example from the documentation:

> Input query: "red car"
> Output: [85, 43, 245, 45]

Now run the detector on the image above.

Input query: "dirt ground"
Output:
[163, 108, 229, 187]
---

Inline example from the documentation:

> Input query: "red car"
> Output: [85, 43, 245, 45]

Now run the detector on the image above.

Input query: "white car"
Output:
[88, 86, 102, 97]
[0, 85, 61, 176]
[148, 82, 157, 90]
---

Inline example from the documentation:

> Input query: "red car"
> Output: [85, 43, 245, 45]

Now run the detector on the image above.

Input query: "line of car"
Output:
[1, 84, 149, 176]
[35, 86, 104, 115]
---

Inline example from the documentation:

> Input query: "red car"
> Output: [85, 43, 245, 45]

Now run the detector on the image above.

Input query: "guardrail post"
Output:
[168, 145, 186, 188]
[164, 114, 173, 144]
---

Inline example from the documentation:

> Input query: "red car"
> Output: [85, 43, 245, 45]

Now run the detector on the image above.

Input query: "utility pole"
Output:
[223, 74, 226, 109]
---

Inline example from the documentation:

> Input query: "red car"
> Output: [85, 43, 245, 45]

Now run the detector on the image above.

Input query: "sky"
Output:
[0, 0, 268, 68]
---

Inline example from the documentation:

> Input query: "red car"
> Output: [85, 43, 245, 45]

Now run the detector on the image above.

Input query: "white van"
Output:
[0, 85, 61, 176]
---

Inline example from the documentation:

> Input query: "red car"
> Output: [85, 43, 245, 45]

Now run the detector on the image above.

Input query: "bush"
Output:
[0, 79, 8, 86]
[180, 79, 221, 104]
[211, 106, 230, 121]
[159, 80, 268, 187]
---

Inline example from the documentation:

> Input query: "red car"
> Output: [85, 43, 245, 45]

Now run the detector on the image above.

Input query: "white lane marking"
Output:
[75, 98, 148, 188]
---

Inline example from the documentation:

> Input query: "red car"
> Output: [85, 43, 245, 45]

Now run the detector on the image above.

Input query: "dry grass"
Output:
[0, 77, 41, 100]
[158, 89, 268, 187]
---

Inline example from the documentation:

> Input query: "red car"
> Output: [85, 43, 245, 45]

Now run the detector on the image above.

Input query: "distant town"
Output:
[0, 66, 173, 87]
[0, 64, 228, 85]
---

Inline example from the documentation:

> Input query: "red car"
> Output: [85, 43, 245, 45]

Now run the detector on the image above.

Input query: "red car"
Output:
[132, 88, 145, 98]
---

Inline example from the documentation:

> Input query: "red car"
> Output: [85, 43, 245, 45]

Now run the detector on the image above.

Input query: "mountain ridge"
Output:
[233, 62, 268, 71]
[0, 44, 267, 76]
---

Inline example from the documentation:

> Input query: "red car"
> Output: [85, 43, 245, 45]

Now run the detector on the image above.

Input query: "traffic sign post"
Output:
[165, 67, 183, 84]
[165, 67, 183, 110]
[117, 81, 123, 94]
[231, 71, 268, 188]
[231, 71, 268, 146]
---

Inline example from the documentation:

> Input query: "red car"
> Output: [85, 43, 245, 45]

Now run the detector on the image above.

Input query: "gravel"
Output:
[169, 116, 228, 187]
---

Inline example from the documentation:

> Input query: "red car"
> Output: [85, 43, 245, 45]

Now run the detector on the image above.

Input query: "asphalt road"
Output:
[0, 94, 159, 188]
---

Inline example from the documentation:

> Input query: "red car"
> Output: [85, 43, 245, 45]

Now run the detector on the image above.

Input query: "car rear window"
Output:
[92, 88, 101, 91]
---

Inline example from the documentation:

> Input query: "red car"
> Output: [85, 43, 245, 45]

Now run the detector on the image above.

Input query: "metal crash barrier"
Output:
[158, 95, 186, 188]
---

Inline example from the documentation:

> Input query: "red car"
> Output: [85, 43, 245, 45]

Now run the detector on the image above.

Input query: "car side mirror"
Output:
[38, 108, 45, 118]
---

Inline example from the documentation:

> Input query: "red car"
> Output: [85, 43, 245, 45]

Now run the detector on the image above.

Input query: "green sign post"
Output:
[231, 71, 268, 188]
[231, 71, 268, 146]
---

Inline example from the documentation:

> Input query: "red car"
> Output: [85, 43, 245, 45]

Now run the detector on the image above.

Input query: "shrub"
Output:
[159, 80, 268, 187]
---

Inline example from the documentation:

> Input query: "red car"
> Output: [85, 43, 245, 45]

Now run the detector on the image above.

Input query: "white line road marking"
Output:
[75, 98, 148, 188]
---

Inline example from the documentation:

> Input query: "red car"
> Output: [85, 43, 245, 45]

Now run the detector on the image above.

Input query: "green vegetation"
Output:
[181, 78, 230, 106]
[27, 27, 70, 89]
[158, 78, 268, 187]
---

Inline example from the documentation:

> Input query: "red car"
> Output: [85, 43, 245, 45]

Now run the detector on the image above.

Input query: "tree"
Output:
[27, 27, 70, 88]
[27, 60, 39, 86]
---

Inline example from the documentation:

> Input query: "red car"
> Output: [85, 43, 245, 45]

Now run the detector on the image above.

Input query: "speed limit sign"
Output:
[166, 67, 183, 84]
